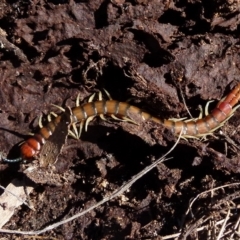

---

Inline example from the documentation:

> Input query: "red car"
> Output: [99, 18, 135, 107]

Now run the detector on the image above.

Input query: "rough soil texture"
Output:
[1, 0, 240, 239]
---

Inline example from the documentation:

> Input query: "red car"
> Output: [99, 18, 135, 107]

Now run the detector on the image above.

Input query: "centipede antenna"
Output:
[85, 116, 95, 132]
[2, 157, 23, 163]
[88, 93, 96, 103]
[38, 115, 43, 128]
[51, 104, 65, 112]
[103, 88, 112, 100]
[76, 93, 81, 107]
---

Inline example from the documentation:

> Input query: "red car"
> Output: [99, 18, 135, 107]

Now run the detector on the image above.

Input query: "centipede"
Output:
[2, 82, 240, 163]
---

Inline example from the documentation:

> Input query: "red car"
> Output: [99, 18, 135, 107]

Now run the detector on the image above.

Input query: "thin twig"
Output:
[0, 184, 31, 208]
[217, 208, 230, 240]
[230, 213, 240, 239]
[0, 129, 183, 235]
[0, 27, 28, 62]
[185, 182, 240, 217]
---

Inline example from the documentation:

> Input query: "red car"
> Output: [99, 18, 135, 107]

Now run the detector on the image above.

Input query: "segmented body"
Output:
[23, 116, 63, 157]
[70, 82, 240, 137]
[3, 83, 240, 162]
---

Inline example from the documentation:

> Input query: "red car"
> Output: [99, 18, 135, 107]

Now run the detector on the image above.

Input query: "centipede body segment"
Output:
[2, 83, 240, 163]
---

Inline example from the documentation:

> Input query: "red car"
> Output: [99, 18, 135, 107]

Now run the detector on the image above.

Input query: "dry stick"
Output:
[163, 210, 240, 239]
[0, 185, 31, 208]
[176, 182, 240, 239]
[0, 180, 34, 228]
[178, 83, 193, 119]
[161, 218, 231, 240]
[210, 218, 216, 240]
[181, 216, 213, 240]
[0, 28, 28, 62]
[217, 208, 230, 240]
[230, 213, 240, 239]
[184, 182, 240, 218]
[0, 129, 183, 235]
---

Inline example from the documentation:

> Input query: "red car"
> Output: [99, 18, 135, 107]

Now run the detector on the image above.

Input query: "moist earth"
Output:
[0, 0, 240, 239]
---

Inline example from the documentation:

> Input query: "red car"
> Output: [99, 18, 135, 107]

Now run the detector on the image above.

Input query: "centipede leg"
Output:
[88, 93, 96, 103]
[98, 91, 103, 101]
[122, 116, 138, 125]
[38, 115, 43, 128]
[47, 111, 58, 122]
[185, 100, 214, 121]
[99, 114, 107, 121]
[47, 104, 65, 122]
[85, 116, 95, 132]
[70, 92, 96, 139]
[76, 93, 81, 107]
[51, 104, 65, 112]
[97, 91, 107, 121]
[47, 114, 51, 122]
[68, 128, 79, 139]
[70, 121, 84, 139]
[111, 114, 122, 121]
[103, 88, 113, 100]
[79, 121, 84, 138]
[204, 100, 214, 116]
[169, 117, 188, 122]
[74, 93, 96, 137]
[72, 123, 79, 138]
[232, 104, 240, 113]
[50, 112, 58, 117]
[72, 93, 85, 138]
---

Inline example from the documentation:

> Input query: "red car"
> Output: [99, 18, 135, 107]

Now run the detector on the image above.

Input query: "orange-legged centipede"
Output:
[3, 83, 240, 163]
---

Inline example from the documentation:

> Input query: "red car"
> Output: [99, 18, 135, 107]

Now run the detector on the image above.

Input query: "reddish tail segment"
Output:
[3, 83, 240, 163]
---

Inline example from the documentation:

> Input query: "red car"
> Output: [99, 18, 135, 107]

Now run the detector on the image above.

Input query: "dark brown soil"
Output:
[1, 0, 240, 239]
